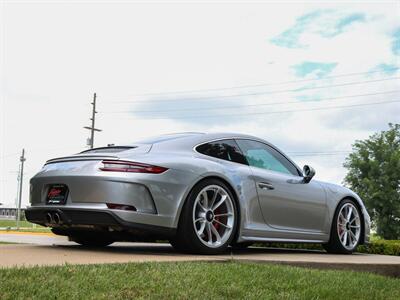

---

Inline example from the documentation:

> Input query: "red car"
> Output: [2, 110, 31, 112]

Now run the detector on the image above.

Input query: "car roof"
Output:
[132, 132, 264, 147]
[139, 132, 303, 175]
[131, 132, 205, 144]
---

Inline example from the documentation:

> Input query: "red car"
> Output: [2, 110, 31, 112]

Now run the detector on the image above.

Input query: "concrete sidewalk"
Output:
[1, 244, 400, 277]
[1, 232, 399, 277]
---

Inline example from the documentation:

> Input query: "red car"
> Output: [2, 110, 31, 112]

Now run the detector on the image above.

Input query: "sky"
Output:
[0, 0, 399, 208]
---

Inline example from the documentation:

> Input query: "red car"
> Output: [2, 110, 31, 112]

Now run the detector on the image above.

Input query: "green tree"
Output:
[344, 123, 400, 240]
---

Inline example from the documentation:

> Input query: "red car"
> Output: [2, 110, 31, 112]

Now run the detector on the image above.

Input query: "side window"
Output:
[196, 139, 248, 165]
[236, 139, 299, 176]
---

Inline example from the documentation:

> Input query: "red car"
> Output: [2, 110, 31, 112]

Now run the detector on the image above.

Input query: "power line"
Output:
[291, 153, 351, 157]
[102, 99, 400, 120]
[104, 76, 400, 104]
[287, 150, 351, 154]
[101, 67, 400, 99]
[99, 90, 400, 114]
[289, 150, 352, 157]
[0, 146, 81, 159]
[0, 152, 21, 159]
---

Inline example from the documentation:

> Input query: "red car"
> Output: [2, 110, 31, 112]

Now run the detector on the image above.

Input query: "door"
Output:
[235, 139, 327, 232]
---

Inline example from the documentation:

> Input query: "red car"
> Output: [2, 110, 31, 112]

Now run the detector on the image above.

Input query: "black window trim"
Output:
[194, 137, 303, 176]
[193, 138, 249, 166]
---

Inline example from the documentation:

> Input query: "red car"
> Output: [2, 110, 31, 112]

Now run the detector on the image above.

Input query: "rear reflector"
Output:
[100, 160, 168, 174]
[106, 203, 137, 211]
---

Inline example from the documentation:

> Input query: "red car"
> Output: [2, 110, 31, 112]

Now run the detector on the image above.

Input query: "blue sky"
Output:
[270, 10, 367, 48]
[123, 6, 399, 125]
[1, 1, 399, 207]
[393, 29, 400, 56]
[292, 61, 338, 78]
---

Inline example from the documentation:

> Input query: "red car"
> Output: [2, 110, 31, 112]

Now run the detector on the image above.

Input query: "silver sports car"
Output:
[26, 132, 370, 254]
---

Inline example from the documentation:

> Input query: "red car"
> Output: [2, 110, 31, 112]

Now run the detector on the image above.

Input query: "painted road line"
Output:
[0, 230, 55, 236]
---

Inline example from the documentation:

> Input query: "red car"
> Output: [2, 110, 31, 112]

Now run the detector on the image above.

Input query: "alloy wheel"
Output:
[337, 203, 361, 250]
[192, 185, 235, 248]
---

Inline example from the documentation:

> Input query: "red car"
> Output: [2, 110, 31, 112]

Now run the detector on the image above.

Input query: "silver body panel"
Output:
[28, 132, 370, 244]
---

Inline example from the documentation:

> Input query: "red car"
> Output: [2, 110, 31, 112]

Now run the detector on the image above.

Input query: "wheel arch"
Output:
[332, 196, 366, 245]
[174, 175, 241, 233]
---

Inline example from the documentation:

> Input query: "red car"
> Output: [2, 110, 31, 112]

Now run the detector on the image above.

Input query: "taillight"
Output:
[100, 160, 168, 174]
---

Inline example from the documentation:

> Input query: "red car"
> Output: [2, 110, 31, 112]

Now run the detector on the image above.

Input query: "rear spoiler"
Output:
[45, 155, 119, 165]
[45, 144, 152, 165]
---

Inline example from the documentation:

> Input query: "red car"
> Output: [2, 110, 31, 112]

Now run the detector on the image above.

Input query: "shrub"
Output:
[357, 238, 400, 256]
[253, 238, 400, 256]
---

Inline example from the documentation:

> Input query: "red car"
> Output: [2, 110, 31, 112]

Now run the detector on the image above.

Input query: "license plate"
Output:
[46, 184, 69, 205]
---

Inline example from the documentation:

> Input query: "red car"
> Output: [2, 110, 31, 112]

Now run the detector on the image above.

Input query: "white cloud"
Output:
[1, 1, 399, 207]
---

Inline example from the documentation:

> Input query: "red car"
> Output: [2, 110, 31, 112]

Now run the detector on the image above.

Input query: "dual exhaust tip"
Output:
[46, 212, 62, 225]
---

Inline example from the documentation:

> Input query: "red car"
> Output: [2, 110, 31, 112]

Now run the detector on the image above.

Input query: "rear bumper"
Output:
[29, 165, 200, 228]
[25, 206, 176, 238]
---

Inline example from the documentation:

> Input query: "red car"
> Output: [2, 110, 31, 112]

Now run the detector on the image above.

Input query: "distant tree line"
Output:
[344, 123, 400, 240]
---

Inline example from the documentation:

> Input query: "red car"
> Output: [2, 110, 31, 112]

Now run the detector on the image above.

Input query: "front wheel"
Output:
[323, 199, 362, 254]
[171, 179, 238, 254]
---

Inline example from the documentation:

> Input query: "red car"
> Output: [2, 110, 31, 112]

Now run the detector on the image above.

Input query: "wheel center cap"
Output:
[345, 222, 350, 230]
[206, 210, 214, 222]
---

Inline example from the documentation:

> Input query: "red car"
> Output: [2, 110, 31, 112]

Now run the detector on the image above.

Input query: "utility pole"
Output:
[16, 148, 25, 230]
[84, 93, 102, 148]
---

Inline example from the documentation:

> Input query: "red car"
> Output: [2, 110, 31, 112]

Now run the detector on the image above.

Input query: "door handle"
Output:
[258, 182, 275, 190]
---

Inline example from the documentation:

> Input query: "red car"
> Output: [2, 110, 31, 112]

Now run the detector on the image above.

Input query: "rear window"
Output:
[80, 146, 136, 154]
[196, 139, 247, 165]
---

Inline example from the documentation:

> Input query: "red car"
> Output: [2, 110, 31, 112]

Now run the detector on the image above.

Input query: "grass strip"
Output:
[0, 261, 399, 299]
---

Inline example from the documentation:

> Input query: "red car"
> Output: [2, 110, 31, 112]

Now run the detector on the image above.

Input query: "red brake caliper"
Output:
[213, 207, 221, 231]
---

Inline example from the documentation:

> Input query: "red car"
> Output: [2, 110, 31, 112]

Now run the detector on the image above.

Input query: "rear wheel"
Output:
[170, 179, 238, 254]
[323, 199, 362, 254]
[69, 234, 114, 247]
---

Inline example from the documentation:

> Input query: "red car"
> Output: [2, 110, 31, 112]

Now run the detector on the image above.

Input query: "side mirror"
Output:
[302, 165, 315, 183]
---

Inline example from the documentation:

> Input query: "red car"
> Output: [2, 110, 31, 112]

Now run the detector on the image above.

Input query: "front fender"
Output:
[322, 182, 371, 244]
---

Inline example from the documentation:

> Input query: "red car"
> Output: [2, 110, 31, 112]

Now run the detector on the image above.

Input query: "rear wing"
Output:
[45, 144, 152, 165]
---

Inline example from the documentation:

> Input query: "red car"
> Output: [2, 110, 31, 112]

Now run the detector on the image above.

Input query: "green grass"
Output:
[0, 219, 50, 232]
[0, 219, 35, 227]
[0, 262, 399, 299]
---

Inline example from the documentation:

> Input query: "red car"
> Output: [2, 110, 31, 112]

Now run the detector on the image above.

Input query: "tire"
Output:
[323, 199, 363, 254]
[170, 178, 238, 255]
[69, 234, 114, 247]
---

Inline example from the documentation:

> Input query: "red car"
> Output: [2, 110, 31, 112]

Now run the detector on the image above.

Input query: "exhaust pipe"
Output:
[45, 213, 53, 224]
[53, 213, 61, 225]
